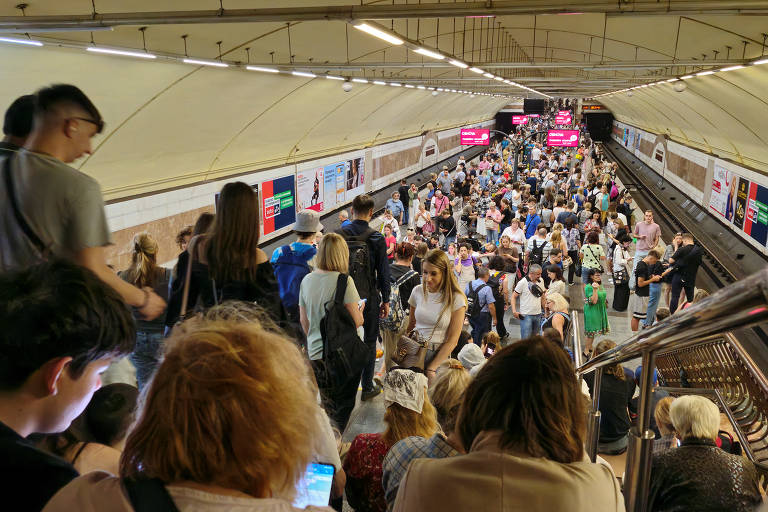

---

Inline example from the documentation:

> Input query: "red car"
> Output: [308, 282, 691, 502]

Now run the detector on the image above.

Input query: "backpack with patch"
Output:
[272, 245, 312, 311]
[380, 269, 418, 332]
[337, 227, 377, 301]
[466, 282, 489, 318]
[529, 239, 548, 266]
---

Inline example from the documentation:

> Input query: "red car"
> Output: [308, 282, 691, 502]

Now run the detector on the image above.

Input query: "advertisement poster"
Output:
[323, 164, 338, 210]
[546, 129, 579, 147]
[335, 163, 346, 203]
[261, 175, 296, 235]
[741, 181, 768, 246]
[296, 167, 324, 212]
[460, 128, 490, 145]
[733, 177, 749, 231]
[512, 115, 528, 125]
[346, 157, 365, 200]
[708, 164, 735, 220]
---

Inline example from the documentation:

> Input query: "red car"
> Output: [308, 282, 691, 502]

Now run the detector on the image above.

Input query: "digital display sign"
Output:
[460, 128, 490, 145]
[512, 115, 529, 125]
[547, 129, 580, 147]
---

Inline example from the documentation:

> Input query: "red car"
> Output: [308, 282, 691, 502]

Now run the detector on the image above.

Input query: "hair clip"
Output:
[448, 362, 464, 370]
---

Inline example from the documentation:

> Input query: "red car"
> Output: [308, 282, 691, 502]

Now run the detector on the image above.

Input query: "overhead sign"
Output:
[583, 105, 605, 110]
[547, 129, 579, 147]
[555, 115, 572, 124]
[527, 114, 540, 118]
[512, 115, 529, 125]
[460, 128, 490, 145]
[557, 110, 571, 116]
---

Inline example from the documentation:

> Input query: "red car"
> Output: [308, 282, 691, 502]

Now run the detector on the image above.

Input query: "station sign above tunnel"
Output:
[460, 128, 490, 145]
[547, 129, 579, 147]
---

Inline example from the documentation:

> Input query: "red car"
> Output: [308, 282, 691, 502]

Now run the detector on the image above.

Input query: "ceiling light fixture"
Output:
[666, 78, 679, 82]
[292, 70, 316, 78]
[373, 80, 387, 85]
[417, 85, 426, 90]
[469, 67, 484, 74]
[696, 70, 715, 76]
[720, 65, 745, 72]
[390, 82, 402, 87]
[325, 75, 345, 80]
[404, 84, 415, 88]
[448, 59, 469, 68]
[680, 74, 695, 79]
[0, 36, 43, 47]
[413, 47, 445, 60]
[494, 76, 504, 81]
[86, 47, 155, 59]
[352, 78, 368, 83]
[353, 23, 404, 45]
[183, 58, 228, 68]
[753, 58, 768, 65]
[483, 73, 494, 78]
[246, 66, 279, 73]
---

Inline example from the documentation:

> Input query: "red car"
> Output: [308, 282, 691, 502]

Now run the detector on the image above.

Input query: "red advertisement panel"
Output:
[512, 115, 529, 125]
[527, 114, 540, 118]
[460, 128, 490, 145]
[547, 129, 580, 147]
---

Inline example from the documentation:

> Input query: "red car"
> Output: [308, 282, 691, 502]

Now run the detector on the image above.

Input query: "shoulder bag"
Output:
[3, 155, 52, 260]
[391, 301, 443, 369]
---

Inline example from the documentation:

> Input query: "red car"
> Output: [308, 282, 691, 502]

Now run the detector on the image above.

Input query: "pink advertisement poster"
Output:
[460, 128, 490, 145]
[547, 129, 579, 147]
[512, 115, 529, 125]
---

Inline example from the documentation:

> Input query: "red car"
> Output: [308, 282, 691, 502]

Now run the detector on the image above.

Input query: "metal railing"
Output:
[576, 267, 768, 512]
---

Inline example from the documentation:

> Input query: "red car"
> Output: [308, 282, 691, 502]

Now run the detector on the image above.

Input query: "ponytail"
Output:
[126, 233, 161, 288]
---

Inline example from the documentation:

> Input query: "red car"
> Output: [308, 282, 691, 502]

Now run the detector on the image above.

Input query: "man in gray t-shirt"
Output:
[0, 85, 165, 319]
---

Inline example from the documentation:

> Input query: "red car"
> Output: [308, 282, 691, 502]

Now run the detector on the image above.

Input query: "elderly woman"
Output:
[653, 396, 676, 455]
[649, 395, 762, 512]
[344, 369, 438, 512]
[392, 337, 624, 511]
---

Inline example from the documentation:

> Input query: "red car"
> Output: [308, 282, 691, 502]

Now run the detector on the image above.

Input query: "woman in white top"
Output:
[380, 209, 400, 240]
[408, 183, 420, 228]
[43, 319, 334, 512]
[500, 218, 526, 251]
[414, 203, 432, 236]
[611, 236, 632, 312]
[407, 249, 467, 384]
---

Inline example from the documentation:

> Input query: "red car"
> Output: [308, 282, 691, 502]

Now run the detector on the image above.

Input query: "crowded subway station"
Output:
[2, 1, 768, 511]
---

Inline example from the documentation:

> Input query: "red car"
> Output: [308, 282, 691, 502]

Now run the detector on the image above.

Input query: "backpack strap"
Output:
[333, 273, 348, 305]
[3, 155, 50, 257]
[122, 477, 180, 512]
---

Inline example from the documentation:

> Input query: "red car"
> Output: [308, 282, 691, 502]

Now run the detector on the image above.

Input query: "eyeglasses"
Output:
[68, 116, 104, 134]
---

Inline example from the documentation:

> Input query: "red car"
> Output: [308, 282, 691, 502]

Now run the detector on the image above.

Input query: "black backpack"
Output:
[316, 274, 369, 389]
[466, 282, 489, 318]
[529, 239, 548, 266]
[337, 227, 377, 301]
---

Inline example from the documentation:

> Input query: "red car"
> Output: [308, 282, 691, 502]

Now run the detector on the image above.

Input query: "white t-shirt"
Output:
[501, 226, 526, 247]
[514, 277, 546, 315]
[531, 147, 541, 162]
[616, 212, 628, 226]
[408, 285, 465, 349]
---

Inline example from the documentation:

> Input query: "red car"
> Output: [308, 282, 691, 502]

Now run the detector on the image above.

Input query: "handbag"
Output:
[391, 318, 439, 369]
[484, 216, 498, 230]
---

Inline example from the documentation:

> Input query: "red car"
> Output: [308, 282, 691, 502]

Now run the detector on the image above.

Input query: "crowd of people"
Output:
[0, 87, 762, 512]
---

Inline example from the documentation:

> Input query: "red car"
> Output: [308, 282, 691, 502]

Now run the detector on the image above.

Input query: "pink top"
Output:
[634, 221, 661, 251]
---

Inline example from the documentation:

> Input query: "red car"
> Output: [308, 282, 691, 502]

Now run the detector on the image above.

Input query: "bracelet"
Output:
[138, 288, 150, 310]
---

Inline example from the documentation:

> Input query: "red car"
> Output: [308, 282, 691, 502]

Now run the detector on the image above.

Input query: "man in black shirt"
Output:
[0, 260, 135, 511]
[631, 249, 662, 331]
[438, 209, 456, 248]
[338, 194, 390, 400]
[398, 179, 410, 226]
[665, 233, 702, 313]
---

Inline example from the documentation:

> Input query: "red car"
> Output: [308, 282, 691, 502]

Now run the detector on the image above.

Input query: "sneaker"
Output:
[361, 383, 382, 401]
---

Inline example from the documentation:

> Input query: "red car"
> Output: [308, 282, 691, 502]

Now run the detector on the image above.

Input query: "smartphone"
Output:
[293, 462, 336, 508]
[359, 298, 367, 308]
[484, 342, 496, 359]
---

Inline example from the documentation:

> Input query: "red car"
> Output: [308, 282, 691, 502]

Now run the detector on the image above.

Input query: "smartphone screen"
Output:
[293, 462, 335, 508]
[484, 342, 496, 359]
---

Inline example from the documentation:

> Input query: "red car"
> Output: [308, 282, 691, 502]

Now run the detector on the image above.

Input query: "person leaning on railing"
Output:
[648, 395, 762, 512]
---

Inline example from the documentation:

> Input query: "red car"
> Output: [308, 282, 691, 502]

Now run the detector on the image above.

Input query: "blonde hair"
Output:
[546, 292, 569, 312]
[382, 389, 438, 446]
[421, 249, 467, 318]
[550, 230, 563, 248]
[670, 395, 719, 440]
[123, 232, 164, 288]
[654, 396, 676, 436]
[121, 321, 318, 498]
[429, 358, 472, 434]
[316, 232, 349, 272]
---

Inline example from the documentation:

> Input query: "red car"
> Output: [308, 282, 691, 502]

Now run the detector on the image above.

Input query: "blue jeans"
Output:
[629, 250, 648, 290]
[582, 266, 598, 283]
[486, 229, 498, 244]
[520, 313, 543, 340]
[643, 282, 662, 328]
[443, 234, 456, 248]
[361, 299, 380, 392]
[130, 330, 165, 391]
[469, 312, 492, 346]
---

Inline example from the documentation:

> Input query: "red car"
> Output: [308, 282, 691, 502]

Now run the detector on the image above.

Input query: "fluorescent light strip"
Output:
[469, 67, 484, 74]
[292, 71, 316, 78]
[373, 80, 387, 85]
[696, 70, 715, 76]
[754, 58, 768, 66]
[720, 65, 744, 72]
[183, 58, 228, 68]
[0, 36, 43, 47]
[87, 47, 155, 59]
[354, 23, 404, 45]
[246, 66, 279, 73]
[666, 78, 679, 82]
[390, 82, 402, 87]
[483, 73, 494, 78]
[325, 75, 345, 80]
[404, 84, 415, 88]
[427, 87, 435, 90]
[494, 76, 503, 81]
[352, 78, 368, 83]
[448, 59, 469, 68]
[417, 85, 426, 90]
[413, 48, 445, 60]
[680, 74, 695, 79]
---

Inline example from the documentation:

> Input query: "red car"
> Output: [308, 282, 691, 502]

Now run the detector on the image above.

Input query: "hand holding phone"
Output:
[294, 463, 336, 508]
[358, 298, 367, 310]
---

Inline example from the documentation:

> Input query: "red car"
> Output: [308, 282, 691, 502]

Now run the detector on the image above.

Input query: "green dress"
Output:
[583, 284, 610, 336]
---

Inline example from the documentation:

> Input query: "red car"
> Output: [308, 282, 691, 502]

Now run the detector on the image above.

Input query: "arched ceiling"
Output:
[0, 0, 767, 196]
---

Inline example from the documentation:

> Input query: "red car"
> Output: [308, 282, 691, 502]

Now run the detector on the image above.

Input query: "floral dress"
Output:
[583, 284, 610, 336]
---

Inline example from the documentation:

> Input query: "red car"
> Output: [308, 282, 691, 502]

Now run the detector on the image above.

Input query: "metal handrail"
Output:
[575, 266, 768, 512]
[571, 309, 582, 370]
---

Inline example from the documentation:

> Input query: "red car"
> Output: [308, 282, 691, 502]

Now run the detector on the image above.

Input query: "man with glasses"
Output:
[0, 84, 165, 320]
